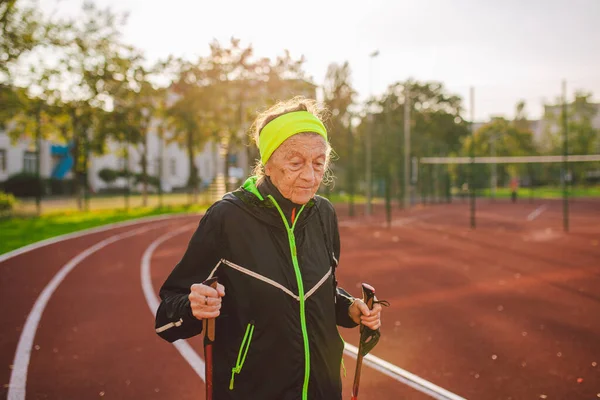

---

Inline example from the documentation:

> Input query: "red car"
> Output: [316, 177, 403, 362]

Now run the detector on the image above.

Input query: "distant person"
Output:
[154, 97, 384, 399]
[511, 177, 519, 203]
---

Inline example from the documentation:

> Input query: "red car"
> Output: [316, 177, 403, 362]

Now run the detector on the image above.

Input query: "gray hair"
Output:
[250, 96, 336, 187]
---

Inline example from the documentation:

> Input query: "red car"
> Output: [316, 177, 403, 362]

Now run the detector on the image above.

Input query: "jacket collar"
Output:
[241, 176, 315, 226]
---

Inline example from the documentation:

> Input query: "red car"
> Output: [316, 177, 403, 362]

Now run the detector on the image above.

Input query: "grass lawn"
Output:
[13, 192, 211, 214]
[0, 204, 207, 256]
[323, 192, 368, 204]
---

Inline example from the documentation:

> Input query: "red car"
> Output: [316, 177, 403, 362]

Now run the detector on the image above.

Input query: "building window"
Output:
[0, 149, 6, 172]
[23, 151, 37, 174]
[170, 158, 176, 176]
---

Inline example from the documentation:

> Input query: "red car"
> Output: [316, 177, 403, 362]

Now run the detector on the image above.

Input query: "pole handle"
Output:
[361, 283, 376, 311]
[203, 277, 218, 342]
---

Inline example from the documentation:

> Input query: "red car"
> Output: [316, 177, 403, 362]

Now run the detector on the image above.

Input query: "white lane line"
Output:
[141, 228, 467, 400]
[7, 222, 170, 400]
[140, 224, 206, 380]
[344, 344, 467, 400]
[0, 213, 198, 264]
[527, 204, 548, 221]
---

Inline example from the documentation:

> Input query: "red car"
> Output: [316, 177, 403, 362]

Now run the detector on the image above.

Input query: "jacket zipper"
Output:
[268, 195, 310, 400]
[229, 321, 255, 390]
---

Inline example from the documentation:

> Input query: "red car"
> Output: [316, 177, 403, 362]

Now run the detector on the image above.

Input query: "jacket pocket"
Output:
[229, 320, 255, 390]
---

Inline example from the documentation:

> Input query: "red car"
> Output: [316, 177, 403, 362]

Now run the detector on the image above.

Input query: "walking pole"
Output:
[203, 276, 219, 400]
[351, 283, 389, 400]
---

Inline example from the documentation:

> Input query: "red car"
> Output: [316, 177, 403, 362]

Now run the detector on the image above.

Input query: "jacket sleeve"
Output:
[154, 203, 225, 343]
[329, 204, 359, 329]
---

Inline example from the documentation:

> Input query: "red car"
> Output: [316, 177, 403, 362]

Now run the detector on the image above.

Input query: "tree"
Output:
[362, 80, 469, 206]
[542, 92, 599, 184]
[166, 58, 217, 203]
[47, 2, 133, 210]
[1, 0, 48, 75]
[109, 61, 166, 207]
[1, 0, 69, 213]
[166, 39, 314, 202]
[323, 61, 355, 200]
[462, 115, 536, 190]
[1, 0, 66, 127]
[205, 39, 314, 190]
[5, 70, 64, 214]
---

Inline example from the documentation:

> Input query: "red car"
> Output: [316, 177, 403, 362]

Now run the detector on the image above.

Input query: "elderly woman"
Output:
[155, 97, 384, 399]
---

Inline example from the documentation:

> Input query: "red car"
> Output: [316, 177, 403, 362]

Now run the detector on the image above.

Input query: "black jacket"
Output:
[155, 176, 357, 400]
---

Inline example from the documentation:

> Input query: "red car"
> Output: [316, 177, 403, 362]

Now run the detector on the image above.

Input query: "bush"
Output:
[98, 168, 120, 185]
[2, 173, 45, 197]
[133, 173, 160, 188]
[0, 191, 17, 213]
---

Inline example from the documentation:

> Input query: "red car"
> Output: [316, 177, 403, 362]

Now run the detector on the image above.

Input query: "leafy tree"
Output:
[461, 111, 536, 190]
[49, 2, 133, 210]
[166, 39, 313, 201]
[539, 92, 599, 186]
[165, 58, 213, 203]
[361, 80, 469, 205]
[323, 61, 355, 199]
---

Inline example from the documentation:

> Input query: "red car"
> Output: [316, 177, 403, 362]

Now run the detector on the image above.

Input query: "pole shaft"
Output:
[366, 119, 372, 216]
[35, 106, 42, 215]
[158, 127, 164, 208]
[562, 80, 569, 232]
[470, 87, 476, 229]
[491, 136, 497, 200]
[348, 121, 355, 216]
[351, 355, 364, 399]
[404, 85, 410, 209]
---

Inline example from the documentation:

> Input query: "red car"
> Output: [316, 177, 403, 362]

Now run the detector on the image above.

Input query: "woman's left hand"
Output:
[348, 298, 383, 330]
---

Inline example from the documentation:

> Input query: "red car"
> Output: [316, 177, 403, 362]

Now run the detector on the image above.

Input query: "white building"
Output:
[88, 129, 222, 194]
[0, 131, 52, 182]
[0, 125, 225, 194]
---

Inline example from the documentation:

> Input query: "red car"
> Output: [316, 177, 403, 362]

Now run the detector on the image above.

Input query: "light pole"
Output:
[366, 49, 379, 216]
[403, 84, 410, 209]
[562, 80, 569, 232]
[469, 86, 475, 229]
[489, 131, 500, 200]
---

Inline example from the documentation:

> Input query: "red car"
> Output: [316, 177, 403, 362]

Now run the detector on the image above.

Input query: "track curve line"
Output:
[343, 344, 466, 400]
[140, 224, 207, 381]
[7, 221, 170, 400]
[0, 213, 198, 264]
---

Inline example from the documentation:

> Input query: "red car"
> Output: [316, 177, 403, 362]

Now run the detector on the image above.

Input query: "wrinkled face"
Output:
[265, 133, 328, 205]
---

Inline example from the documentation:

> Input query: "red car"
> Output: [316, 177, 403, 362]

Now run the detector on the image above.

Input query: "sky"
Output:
[39, 0, 600, 121]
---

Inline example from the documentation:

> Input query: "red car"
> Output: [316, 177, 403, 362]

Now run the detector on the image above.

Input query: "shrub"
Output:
[2, 173, 45, 197]
[0, 190, 17, 213]
[98, 168, 120, 185]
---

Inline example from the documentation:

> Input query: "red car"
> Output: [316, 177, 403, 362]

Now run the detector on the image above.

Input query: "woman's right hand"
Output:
[189, 282, 226, 320]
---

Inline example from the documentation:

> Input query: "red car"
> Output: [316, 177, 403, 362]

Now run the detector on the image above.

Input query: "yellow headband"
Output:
[259, 111, 328, 164]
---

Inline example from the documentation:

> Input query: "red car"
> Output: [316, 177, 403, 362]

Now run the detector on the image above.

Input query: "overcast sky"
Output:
[40, 0, 600, 121]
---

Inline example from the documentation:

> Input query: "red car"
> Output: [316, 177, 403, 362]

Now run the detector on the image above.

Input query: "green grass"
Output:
[322, 192, 368, 204]
[0, 204, 208, 256]
[478, 185, 600, 199]
[13, 192, 210, 214]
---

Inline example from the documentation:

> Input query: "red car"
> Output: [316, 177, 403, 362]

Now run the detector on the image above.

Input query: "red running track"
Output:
[2, 198, 599, 399]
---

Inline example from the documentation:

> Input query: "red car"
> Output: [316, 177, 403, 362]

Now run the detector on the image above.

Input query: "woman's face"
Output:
[265, 133, 328, 205]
